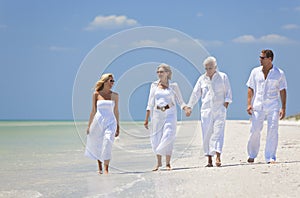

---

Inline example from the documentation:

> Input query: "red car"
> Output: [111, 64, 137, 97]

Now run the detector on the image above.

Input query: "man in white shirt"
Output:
[246, 49, 287, 164]
[186, 56, 232, 167]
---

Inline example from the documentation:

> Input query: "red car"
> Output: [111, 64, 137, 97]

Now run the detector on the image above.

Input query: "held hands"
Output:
[183, 106, 192, 117]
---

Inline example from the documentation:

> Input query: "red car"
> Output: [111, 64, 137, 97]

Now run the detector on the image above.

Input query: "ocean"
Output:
[0, 120, 203, 198]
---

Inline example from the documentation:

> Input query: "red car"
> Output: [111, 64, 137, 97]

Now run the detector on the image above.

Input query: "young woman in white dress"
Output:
[144, 64, 189, 171]
[85, 73, 120, 174]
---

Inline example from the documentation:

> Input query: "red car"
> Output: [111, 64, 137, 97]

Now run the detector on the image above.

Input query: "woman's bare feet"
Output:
[166, 164, 172, 171]
[97, 160, 103, 174]
[165, 155, 172, 170]
[104, 164, 109, 174]
[153, 155, 162, 171]
[152, 163, 162, 171]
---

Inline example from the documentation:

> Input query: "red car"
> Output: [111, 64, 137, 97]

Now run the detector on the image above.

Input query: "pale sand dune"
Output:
[85, 120, 300, 197]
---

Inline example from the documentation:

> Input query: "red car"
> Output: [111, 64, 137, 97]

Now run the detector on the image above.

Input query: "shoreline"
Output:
[0, 120, 299, 197]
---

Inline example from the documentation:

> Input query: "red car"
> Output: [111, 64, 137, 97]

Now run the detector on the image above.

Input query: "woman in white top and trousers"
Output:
[186, 57, 232, 167]
[144, 63, 188, 171]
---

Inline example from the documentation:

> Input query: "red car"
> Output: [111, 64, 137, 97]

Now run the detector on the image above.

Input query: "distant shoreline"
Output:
[0, 120, 299, 127]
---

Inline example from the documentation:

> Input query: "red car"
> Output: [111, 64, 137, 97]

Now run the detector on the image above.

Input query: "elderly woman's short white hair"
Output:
[157, 63, 172, 80]
[203, 56, 217, 67]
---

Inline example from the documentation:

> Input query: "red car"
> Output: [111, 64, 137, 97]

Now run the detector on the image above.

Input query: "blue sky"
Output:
[1, 0, 300, 121]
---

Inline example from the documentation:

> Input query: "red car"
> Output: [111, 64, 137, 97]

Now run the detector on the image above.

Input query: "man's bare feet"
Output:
[247, 158, 254, 163]
[216, 157, 221, 167]
[205, 155, 213, 167]
[215, 153, 221, 167]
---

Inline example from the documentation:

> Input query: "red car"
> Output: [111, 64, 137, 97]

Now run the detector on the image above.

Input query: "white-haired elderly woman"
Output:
[85, 73, 120, 174]
[186, 56, 232, 167]
[144, 63, 189, 171]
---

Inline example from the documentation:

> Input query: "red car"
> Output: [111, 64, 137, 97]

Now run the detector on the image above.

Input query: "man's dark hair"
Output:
[262, 49, 274, 61]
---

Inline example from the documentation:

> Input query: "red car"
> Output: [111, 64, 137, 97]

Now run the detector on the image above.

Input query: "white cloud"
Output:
[49, 46, 74, 52]
[282, 24, 300, 30]
[131, 38, 222, 49]
[232, 35, 256, 43]
[197, 12, 203, 17]
[165, 38, 180, 44]
[195, 39, 223, 47]
[280, 6, 300, 12]
[0, 24, 7, 29]
[84, 15, 138, 31]
[233, 34, 292, 44]
[132, 40, 160, 47]
[132, 38, 185, 48]
[259, 34, 291, 44]
[130, 37, 222, 53]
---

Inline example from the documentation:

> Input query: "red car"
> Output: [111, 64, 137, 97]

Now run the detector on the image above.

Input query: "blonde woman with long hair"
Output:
[85, 73, 120, 174]
[144, 63, 189, 171]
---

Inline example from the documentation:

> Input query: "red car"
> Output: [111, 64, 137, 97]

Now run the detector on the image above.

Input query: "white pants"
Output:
[247, 110, 279, 162]
[200, 106, 227, 156]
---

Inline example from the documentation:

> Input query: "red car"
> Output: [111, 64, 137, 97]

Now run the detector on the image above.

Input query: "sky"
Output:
[1, 0, 300, 121]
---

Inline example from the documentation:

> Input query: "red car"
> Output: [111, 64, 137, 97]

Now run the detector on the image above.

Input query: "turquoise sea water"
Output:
[0, 121, 201, 197]
[0, 121, 88, 197]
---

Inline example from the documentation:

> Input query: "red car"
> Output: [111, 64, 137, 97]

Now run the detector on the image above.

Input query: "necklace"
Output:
[159, 80, 169, 89]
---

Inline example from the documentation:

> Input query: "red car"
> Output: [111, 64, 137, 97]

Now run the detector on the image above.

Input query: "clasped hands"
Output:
[183, 106, 192, 117]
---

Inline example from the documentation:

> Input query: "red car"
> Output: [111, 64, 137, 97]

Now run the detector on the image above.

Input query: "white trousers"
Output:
[200, 106, 227, 156]
[247, 110, 279, 162]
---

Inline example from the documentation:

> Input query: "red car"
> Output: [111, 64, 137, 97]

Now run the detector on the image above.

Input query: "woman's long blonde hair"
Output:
[94, 73, 113, 91]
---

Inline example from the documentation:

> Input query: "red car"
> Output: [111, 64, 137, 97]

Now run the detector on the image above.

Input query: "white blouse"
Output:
[146, 80, 186, 111]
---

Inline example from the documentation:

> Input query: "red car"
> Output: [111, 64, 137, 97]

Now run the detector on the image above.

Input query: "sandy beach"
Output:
[83, 120, 300, 198]
[0, 120, 299, 197]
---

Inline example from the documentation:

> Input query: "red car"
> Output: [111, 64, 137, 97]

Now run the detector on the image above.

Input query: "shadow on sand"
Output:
[112, 160, 300, 174]
[220, 160, 300, 168]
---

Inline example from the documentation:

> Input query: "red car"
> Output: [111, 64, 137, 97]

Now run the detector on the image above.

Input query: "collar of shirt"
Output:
[204, 71, 220, 80]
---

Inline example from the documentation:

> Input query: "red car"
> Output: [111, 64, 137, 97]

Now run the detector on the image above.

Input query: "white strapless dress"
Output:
[85, 100, 117, 161]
